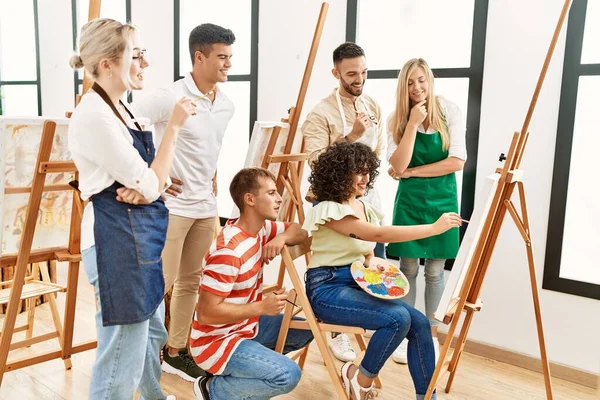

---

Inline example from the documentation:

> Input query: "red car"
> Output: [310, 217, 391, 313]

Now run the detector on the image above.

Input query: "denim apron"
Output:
[387, 131, 459, 259]
[90, 83, 168, 326]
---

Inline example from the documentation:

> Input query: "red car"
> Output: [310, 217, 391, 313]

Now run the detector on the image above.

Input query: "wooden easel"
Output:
[0, 121, 95, 384]
[0, 0, 102, 385]
[425, 1, 573, 399]
[259, 2, 329, 226]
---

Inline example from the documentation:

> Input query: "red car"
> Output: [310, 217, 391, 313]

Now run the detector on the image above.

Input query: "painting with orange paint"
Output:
[0, 117, 73, 254]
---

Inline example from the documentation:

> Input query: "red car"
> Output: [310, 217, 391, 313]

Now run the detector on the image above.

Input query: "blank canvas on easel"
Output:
[434, 173, 499, 322]
[231, 121, 306, 220]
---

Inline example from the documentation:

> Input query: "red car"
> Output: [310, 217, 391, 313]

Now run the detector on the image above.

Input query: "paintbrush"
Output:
[194, 90, 214, 102]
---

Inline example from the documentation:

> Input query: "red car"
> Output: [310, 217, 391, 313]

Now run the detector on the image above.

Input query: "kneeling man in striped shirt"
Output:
[190, 167, 313, 400]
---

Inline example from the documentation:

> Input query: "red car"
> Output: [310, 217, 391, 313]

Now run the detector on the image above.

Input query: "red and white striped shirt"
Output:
[190, 219, 289, 374]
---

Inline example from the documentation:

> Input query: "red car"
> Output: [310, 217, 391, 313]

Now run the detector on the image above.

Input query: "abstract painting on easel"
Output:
[0, 117, 73, 254]
[434, 173, 500, 322]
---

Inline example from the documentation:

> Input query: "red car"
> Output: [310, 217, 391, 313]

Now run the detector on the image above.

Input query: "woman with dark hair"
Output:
[303, 142, 461, 399]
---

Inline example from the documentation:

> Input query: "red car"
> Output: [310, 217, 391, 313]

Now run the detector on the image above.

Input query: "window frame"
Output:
[543, 0, 600, 300]
[346, 0, 489, 264]
[0, 0, 42, 116]
[174, 0, 259, 223]
[173, 0, 258, 137]
[71, 0, 132, 101]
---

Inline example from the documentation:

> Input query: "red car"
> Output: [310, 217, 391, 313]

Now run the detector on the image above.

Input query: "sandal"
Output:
[341, 361, 379, 399]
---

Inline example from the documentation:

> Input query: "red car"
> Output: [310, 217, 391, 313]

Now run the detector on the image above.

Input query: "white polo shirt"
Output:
[133, 73, 235, 219]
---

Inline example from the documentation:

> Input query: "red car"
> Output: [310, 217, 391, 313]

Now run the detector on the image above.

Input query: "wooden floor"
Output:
[0, 267, 596, 400]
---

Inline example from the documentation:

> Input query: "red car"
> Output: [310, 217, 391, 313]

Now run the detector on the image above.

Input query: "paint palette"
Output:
[351, 257, 410, 300]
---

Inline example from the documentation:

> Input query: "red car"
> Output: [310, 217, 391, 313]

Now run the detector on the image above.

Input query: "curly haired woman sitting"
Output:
[303, 142, 462, 399]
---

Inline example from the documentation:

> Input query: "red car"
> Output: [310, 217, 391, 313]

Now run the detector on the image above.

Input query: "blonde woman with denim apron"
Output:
[68, 19, 194, 399]
[387, 58, 467, 364]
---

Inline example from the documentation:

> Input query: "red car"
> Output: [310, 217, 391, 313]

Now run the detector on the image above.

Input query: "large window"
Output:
[544, 0, 600, 300]
[346, 0, 488, 253]
[175, 0, 258, 220]
[71, 0, 130, 98]
[0, 0, 41, 116]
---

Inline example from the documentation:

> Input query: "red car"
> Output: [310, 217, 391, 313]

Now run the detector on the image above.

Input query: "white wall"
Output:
[257, 0, 347, 122]
[34, 0, 599, 375]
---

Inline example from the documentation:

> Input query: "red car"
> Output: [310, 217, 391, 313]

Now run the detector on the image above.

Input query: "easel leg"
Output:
[60, 261, 80, 369]
[25, 298, 36, 343]
[445, 308, 475, 392]
[517, 183, 553, 399]
[39, 263, 73, 369]
[425, 304, 465, 399]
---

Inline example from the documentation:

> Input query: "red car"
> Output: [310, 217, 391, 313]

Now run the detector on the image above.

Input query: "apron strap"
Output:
[91, 82, 143, 131]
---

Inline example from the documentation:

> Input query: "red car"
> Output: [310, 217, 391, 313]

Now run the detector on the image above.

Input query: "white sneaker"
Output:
[363, 330, 375, 338]
[433, 337, 440, 363]
[392, 338, 408, 364]
[329, 333, 357, 362]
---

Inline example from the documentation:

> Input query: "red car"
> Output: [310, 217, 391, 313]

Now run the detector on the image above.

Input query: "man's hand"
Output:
[165, 177, 183, 197]
[348, 112, 373, 141]
[260, 287, 287, 316]
[262, 235, 286, 264]
[116, 187, 151, 205]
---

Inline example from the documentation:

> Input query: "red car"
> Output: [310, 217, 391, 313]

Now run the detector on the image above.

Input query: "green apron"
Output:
[387, 131, 459, 259]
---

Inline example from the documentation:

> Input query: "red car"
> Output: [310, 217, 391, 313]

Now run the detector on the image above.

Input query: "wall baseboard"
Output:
[437, 332, 599, 390]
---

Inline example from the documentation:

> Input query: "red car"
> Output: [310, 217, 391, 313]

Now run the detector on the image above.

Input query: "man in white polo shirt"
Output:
[134, 23, 235, 382]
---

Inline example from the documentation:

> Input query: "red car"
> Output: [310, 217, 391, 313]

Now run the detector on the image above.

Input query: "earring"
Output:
[109, 70, 113, 79]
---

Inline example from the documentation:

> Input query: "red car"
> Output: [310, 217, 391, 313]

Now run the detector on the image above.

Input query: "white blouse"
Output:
[386, 96, 467, 162]
[68, 91, 165, 250]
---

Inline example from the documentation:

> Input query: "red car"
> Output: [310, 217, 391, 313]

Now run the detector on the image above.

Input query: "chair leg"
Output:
[298, 342, 310, 370]
[275, 289, 296, 353]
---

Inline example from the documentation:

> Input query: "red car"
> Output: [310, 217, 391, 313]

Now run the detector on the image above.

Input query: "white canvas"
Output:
[434, 173, 500, 322]
[231, 121, 304, 220]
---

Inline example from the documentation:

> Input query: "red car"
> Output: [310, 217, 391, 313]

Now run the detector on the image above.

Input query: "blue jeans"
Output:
[401, 258, 446, 326]
[82, 246, 168, 400]
[209, 314, 314, 400]
[306, 266, 436, 399]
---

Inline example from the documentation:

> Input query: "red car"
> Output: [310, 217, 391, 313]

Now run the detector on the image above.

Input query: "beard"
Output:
[341, 78, 364, 97]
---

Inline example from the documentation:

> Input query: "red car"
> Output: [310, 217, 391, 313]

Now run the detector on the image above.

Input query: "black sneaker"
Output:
[193, 375, 210, 400]
[162, 347, 208, 382]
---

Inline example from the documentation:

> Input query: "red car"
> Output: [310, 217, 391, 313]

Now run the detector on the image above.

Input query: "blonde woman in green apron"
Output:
[387, 58, 467, 364]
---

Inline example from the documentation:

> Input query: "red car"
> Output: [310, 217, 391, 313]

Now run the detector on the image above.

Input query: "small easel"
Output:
[259, 2, 329, 226]
[425, 1, 573, 399]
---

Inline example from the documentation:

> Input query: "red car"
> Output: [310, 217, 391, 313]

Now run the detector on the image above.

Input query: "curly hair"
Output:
[309, 142, 380, 203]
